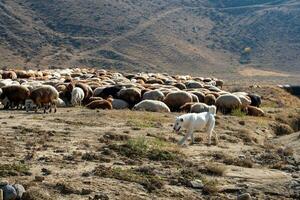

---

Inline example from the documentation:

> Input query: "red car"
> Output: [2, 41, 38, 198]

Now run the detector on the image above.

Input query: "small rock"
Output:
[81, 188, 92, 195]
[236, 183, 249, 188]
[89, 193, 109, 200]
[34, 176, 45, 182]
[41, 168, 51, 176]
[282, 165, 297, 172]
[2, 185, 17, 200]
[189, 179, 203, 189]
[113, 161, 125, 166]
[12, 184, 25, 199]
[237, 193, 252, 200]
[239, 121, 245, 125]
[292, 173, 299, 178]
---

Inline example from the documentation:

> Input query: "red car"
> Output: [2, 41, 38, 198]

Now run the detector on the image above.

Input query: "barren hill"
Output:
[0, 0, 300, 75]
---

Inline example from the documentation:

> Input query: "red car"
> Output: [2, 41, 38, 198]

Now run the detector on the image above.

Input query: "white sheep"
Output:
[71, 87, 85, 106]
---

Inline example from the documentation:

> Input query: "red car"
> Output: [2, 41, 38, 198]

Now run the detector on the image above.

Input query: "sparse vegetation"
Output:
[231, 108, 246, 117]
[110, 137, 182, 161]
[202, 177, 219, 194]
[205, 163, 227, 176]
[93, 165, 164, 192]
[0, 163, 30, 177]
[271, 122, 294, 136]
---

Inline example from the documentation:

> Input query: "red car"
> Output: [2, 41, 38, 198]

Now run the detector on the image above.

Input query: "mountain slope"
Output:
[0, 0, 299, 74]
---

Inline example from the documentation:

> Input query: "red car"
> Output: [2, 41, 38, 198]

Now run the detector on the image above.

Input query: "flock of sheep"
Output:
[0, 68, 264, 116]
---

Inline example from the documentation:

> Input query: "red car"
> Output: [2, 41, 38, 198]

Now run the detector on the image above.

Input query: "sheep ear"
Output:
[180, 118, 184, 122]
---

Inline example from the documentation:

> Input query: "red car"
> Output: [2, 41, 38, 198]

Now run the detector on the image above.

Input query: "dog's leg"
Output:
[208, 130, 213, 145]
[178, 129, 193, 146]
[191, 132, 195, 144]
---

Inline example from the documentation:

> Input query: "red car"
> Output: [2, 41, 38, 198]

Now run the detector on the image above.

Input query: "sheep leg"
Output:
[54, 104, 57, 113]
[178, 129, 193, 146]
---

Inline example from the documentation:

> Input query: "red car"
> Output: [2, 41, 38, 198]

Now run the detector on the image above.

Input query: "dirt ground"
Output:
[0, 86, 300, 200]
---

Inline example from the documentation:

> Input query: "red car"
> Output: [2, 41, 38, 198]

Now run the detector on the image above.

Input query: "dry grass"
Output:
[202, 177, 219, 194]
[0, 163, 31, 177]
[271, 122, 294, 136]
[205, 163, 227, 176]
[110, 137, 182, 162]
[93, 165, 164, 192]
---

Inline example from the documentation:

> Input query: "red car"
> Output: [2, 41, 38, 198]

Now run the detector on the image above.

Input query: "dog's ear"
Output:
[180, 118, 184, 122]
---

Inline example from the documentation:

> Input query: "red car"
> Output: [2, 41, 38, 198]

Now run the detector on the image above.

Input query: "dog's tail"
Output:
[206, 113, 215, 133]
[208, 105, 217, 116]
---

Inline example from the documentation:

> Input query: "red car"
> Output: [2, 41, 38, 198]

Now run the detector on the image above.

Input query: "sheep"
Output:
[133, 100, 170, 112]
[86, 100, 112, 110]
[57, 98, 66, 107]
[71, 87, 85, 106]
[163, 91, 193, 112]
[145, 79, 164, 84]
[233, 93, 251, 112]
[86, 97, 103, 105]
[117, 87, 141, 107]
[191, 91, 205, 103]
[142, 90, 165, 101]
[0, 85, 30, 109]
[247, 106, 265, 116]
[215, 80, 224, 88]
[75, 82, 93, 104]
[179, 102, 195, 112]
[94, 85, 124, 99]
[247, 94, 262, 107]
[111, 99, 129, 110]
[173, 83, 187, 90]
[204, 94, 216, 106]
[185, 81, 203, 89]
[2, 71, 17, 79]
[190, 103, 216, 114]
[190, 93, 199, 102]
[216, 94, 242, 114]
[28, 85, 59, 113]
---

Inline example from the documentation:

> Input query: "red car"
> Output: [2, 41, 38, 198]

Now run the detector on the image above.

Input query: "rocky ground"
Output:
[0, 86, 299, 200]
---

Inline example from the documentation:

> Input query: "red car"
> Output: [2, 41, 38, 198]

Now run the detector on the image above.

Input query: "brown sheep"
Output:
[247, 106, 265, 117]
[191, 91, 205, 103]
[86, 100, 112, 110]
[145, 79, 164, 84]
[179, 102, 195, 112]
[204, 94, 216, 106]
[75, 82, 93, 103]
[190, 93, 199, 102]
[2, 71, 17, 79]
[86, 97, 103, 105]
[0, 85, 30, 109]
[28, 85, 59, 113]
[163, 91, 193, 112]
[118, 87, 141, 108]
[173, 83, 186, 90]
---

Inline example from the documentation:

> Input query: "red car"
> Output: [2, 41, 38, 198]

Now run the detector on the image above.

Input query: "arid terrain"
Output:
[1, 0, 300, 76]
[0, 85, 299, 200]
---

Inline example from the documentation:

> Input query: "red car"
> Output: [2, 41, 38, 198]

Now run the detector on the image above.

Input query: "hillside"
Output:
[0, 0, 300, 75]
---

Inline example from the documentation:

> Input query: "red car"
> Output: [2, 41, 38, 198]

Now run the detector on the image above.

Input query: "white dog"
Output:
[173, 105, 217, 146]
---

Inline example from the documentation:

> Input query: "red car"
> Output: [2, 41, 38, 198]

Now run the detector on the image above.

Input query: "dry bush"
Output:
[205, 163, 226, 176]
[93, 165, 164, 192]
[0, 163, 30, 177]
[202, 177, 219, 194]
[22, 187, 55, 200]
[110, 137, 182, 162]
[271, 122, 294, 136]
